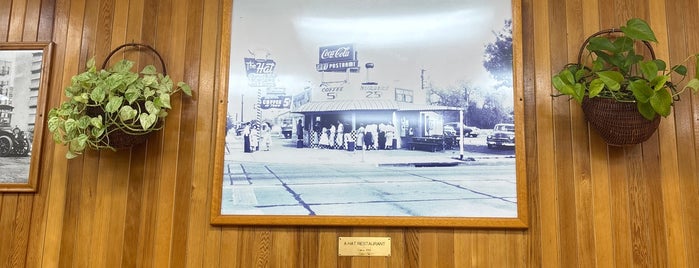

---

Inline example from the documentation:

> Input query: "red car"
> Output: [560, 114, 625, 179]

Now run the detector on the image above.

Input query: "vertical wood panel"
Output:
[21, 0, 40, 40]
[3, 0, 699, 267]
[7, 0, 26, 41]
[0, 0, 11, 41]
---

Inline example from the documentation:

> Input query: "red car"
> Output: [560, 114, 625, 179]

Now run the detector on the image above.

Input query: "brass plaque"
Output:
[338, 237, 391, 257]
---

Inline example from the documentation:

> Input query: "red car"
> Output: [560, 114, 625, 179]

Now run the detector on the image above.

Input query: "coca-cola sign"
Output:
[318, 44, 356, 63]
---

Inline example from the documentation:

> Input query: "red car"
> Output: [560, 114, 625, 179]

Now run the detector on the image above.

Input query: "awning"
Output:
[292, 99, 461, 113]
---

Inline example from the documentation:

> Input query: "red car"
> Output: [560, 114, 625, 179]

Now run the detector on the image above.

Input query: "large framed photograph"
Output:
[211, 0, 527, 227]
[0, 42, 52, 192]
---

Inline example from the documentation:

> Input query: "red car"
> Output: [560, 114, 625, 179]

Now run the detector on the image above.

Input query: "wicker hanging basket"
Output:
[90, 43, 167, 149]
[577, 29, 660, 146]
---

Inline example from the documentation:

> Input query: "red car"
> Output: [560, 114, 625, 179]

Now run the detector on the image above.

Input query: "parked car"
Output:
[0, 127, 31, 157]
[486, 123, 515, 149]
[442, 125, 457, 136]
[444, 122, 479, 137]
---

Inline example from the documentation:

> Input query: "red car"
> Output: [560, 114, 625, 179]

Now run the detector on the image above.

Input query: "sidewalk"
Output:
[225, 135, 515, 167]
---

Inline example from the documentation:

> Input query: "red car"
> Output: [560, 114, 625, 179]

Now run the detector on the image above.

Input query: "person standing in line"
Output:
[261, 122, 272, 151]
[319, 127, 330, 149]
[336, 121, 344, 149]
[296, 119, 304, 140]
[356, 124, 365, 150]
[250, 124, 259, 151]
[296, 119, 304, 148]
[385, 123, 395, 149]
[243, 123, 251, 153]
[378, 123, 387, 150]
[329, 123, 337, 149]
[366, 123, 378, 150]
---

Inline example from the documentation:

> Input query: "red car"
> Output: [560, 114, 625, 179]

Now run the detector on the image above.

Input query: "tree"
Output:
[483, 20, 513, 88]
[465, 95, 511, 129]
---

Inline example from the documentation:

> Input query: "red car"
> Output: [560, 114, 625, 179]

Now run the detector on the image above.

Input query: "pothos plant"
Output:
[48, 57, 192, 159]
[552, 18, 699, 120]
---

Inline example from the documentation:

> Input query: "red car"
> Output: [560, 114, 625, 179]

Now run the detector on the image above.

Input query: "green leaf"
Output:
[65, 119, 77, 134]
[636, 101, 657, 120]
[587, 37, 617, 52]
[90, 115, 103, 128]
[90, 84, 107, 103]
[649, 88, 672, 117]
[48, 116, 61, 132]
[552, 75, 574, 95]
[653, 75, 669, 92]
[110, 59, 134, 73]
[640, 60, 658, 80]
[160, 76, 174, 92]
[86, 57, 96, 70]
[53, 131, 63, 144]
[142, 75, 157, 87]
[77, 116, 91, 129]
[178, 82, 192, 96]
[160, 93, 171, 109]
[69, 134, 88, 153]
[620, 18, 658, 42]
[145, 101, 159, 115]
[652, 59, 666, 71]
[572, 83, 585, 103]
[671, 65, 687, 76]
[596, 71, 624, 91]
[685, 78, 699, 92]
[119, 106, 138, 121]
[141, 65, 157, 75]
[91, 126, 106, 138]
[588, 79, 605, 98]
[139, 113, 157, 130]
[612, 36, 635, 52]
[105, 96, 124, 113]
[628, 79, 654, 103]
[124, 86, 141, 104]
[143, 87, 155, 99]
[66, 151, 79, 159]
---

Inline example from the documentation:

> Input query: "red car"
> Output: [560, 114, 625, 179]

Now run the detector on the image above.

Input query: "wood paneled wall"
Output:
[0, 0, 697, 267]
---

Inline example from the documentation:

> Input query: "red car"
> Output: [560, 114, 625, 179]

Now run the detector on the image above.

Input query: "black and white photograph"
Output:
[0, 42, 52, 192]
[215, 0, 526, 226]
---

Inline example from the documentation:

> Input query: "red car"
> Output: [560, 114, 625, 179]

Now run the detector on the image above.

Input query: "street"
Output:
[0, 156, 30, 184]
[221, 133, 517, 217]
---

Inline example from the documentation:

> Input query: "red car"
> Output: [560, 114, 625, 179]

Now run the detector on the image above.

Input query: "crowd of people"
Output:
[235, 119, 398, 153]
[241, 121, 273, 153]
[310, 121, 396, 151]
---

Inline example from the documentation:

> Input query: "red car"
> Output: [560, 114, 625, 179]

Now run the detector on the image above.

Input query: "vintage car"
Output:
[0, 127, 31, 157]
[444, 122, 479, 138]
[486, 123, 515, 149]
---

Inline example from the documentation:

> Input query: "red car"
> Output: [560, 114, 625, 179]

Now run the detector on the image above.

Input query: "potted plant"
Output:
[552, 18, 699, 145]
[48, 45, 192, 158]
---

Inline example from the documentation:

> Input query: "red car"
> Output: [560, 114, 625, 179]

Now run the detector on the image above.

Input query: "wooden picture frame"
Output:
[0, 42, 52, 192]
[211, 0, 527, 228]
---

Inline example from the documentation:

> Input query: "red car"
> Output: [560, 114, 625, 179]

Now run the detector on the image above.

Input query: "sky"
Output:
[228, 0, 513, 122]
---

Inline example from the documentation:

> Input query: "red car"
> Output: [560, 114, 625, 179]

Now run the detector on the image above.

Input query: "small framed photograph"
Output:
[0, 42, 53, 192]
[211, 0, 527, 227]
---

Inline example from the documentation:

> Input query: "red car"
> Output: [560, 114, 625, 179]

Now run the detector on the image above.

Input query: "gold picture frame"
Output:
[0, 42, 53, 192]
[211, 0, 527, 228]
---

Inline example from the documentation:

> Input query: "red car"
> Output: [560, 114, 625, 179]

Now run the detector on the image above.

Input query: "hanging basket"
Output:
[577, 29, 660, 146]
[581, 97, 660, 146]
[94, 43, 167, 149]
